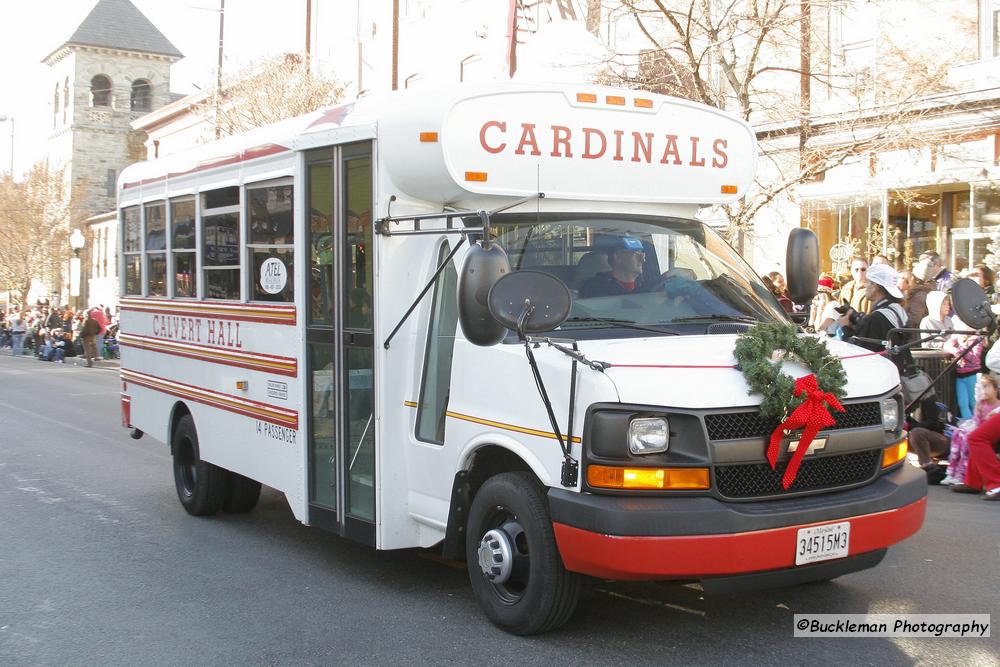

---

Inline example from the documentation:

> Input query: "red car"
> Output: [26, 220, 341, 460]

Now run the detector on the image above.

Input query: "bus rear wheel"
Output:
[465, 472, 580, 635]
[223, 471, 262, 513]
[172, 414, 227, 516]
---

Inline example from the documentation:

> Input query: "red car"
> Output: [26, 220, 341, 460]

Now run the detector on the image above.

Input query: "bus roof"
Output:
[119, 83, 756, 206]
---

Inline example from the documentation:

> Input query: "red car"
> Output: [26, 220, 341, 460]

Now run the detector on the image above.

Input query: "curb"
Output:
[1, 351, 119, 370]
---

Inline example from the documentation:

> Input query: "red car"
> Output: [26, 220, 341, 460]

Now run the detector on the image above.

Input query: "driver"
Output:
[578, 236, 652, 298]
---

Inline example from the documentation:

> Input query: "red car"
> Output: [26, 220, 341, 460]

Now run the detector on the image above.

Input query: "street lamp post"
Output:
[70, 229, 86, 311]
[0, 115, 13, 175]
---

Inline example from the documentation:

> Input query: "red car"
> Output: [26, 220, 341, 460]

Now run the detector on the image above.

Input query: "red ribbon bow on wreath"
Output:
[767, 374, 845, 489]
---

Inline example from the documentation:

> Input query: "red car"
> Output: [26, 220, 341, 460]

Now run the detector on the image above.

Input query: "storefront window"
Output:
[972, 182, 1000, 268]
[888, 191, 939, 271]
[803, 195, 884, 279]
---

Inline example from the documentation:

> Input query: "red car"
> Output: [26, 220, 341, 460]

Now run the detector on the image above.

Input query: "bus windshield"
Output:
[490, 213, 788, 333]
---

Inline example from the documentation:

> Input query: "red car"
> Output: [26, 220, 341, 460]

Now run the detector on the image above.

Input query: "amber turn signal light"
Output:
[882, 440, 908, 468]
[464, 171, 488, 182]
[587, 465, 710, 490]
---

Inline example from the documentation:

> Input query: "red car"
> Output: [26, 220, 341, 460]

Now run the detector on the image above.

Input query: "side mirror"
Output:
[785, 228, 819, 304]
[952, 277, 997, 333]
[458, 241, 511, 346]
[488, 271, 572, 337]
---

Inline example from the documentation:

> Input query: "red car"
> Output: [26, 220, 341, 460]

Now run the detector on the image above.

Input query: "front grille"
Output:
[704, 401, 883, 441]
[715, 450, 881, 499]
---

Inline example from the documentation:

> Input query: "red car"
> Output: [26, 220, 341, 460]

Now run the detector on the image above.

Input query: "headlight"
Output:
[881, 397, 900, 431]
[628, 417, 670, 455]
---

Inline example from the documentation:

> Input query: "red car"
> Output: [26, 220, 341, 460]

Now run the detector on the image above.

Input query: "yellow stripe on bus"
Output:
[445, 410, 582, 444]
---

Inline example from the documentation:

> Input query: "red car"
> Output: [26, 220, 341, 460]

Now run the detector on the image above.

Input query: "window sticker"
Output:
[260, 257, 288, 294]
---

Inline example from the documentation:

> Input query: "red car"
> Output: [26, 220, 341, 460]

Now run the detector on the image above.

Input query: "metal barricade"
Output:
[911, 349, 954, 413]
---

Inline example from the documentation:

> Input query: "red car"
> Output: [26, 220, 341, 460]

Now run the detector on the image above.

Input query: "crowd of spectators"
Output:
[769, 249, 1000, 501]
[0, 304, 118, 367]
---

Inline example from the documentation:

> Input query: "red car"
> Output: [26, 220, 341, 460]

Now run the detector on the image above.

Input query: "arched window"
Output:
[130, 79, 152, 112]
[53, 84, 60, 127]
[91, 75, 112, 107]
[63, 77, 70, 122]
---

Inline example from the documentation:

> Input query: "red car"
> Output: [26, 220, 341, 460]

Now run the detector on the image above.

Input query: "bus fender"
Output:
[441, 437, 552, 560]
[167, 402, 192, 455]
[457, 435, 553, 488]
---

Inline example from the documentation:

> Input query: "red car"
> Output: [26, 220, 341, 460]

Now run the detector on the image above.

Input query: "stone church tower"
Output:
[43, 0, 182, 217]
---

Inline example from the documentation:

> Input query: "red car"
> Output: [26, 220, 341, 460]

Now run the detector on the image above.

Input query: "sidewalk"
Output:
[2, 349, 120, 370]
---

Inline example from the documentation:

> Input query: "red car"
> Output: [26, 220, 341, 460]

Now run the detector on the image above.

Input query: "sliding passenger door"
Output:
[304, 142, 375, 544]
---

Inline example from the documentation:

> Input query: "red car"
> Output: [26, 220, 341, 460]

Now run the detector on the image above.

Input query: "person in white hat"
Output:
[837, 263, 909, 362]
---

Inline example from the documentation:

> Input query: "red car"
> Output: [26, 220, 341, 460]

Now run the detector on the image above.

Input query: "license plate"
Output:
[795, 522, 850, 565]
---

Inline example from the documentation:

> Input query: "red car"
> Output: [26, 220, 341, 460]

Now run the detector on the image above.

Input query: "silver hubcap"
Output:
[477, 528, 513, 584]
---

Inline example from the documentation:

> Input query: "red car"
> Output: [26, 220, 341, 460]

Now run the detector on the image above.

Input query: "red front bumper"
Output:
[553, 496, 926, 580]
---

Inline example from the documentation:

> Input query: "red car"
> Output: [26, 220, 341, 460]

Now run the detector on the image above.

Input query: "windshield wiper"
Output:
[669, 314, 761, 324]
[562, 316, 679, 335]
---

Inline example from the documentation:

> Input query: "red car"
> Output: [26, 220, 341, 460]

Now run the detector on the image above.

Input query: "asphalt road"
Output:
[0, 354, 997, 666]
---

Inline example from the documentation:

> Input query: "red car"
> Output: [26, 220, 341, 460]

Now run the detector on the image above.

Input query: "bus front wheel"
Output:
[172, 414, 227, 516]
[465, 472, 580, 635]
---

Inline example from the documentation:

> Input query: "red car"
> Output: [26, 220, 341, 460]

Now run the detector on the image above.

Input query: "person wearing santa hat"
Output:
[810, 274, 842, 336]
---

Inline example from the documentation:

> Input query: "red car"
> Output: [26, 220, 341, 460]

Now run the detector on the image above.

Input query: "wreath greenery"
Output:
[733, 321, 848, 420]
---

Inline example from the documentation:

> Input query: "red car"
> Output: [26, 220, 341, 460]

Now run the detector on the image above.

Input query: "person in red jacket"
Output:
[89, 306, 108, 361]
[964, 411, 1000, 500]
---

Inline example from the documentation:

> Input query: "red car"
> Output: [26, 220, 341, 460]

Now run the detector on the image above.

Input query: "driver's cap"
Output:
[607, 236, 644, 252]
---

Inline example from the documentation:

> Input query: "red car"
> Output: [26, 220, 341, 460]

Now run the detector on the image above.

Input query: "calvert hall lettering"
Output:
[479, 121, 729, 168]
[152, 314, 243, 349]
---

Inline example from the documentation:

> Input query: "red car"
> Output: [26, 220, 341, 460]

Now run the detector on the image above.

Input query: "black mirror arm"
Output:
[383, 236, 466, 349]
[522, 334, 577, 486]
[532, 336, 611, 372]
[516, 299, 534, 340]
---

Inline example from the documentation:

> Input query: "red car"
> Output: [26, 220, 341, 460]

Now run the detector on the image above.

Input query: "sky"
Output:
[0, 0, 309, 177]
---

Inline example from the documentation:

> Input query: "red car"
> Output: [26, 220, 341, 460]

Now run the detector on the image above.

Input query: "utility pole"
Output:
[391, 0, 399, 90]
[215, 0, 226, 139]
[799, 0, 811, 163]
[305, 0, 312, 71]
[0, 115, 13, 175]
[586, 0, 601, 36]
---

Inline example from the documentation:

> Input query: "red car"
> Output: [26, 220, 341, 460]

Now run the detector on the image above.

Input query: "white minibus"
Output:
[118, 83, 926, 634]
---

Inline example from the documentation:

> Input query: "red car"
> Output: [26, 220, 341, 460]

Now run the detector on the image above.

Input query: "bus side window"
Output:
[415, 242, 459, 444]
[122, 206, 142, 295]
[248, 183, 294, 303]
[202, 186, 241, 300]
[144, 202, 167, 296]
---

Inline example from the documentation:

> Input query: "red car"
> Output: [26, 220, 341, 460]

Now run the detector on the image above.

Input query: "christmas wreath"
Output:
[733, 322, 849, 488]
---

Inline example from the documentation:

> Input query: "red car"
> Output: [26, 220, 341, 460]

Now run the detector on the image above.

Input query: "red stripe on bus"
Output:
[121, 143, 289, 189]
[119, 336, 298, 378]
[119, 298, 297, 325]
[120, 369, 298, 429]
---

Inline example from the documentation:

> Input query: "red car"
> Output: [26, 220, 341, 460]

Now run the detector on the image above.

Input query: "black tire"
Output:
[171, 414, 227, 516]
[465, 472, 580, 635]
[223, 471, 262, 513]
